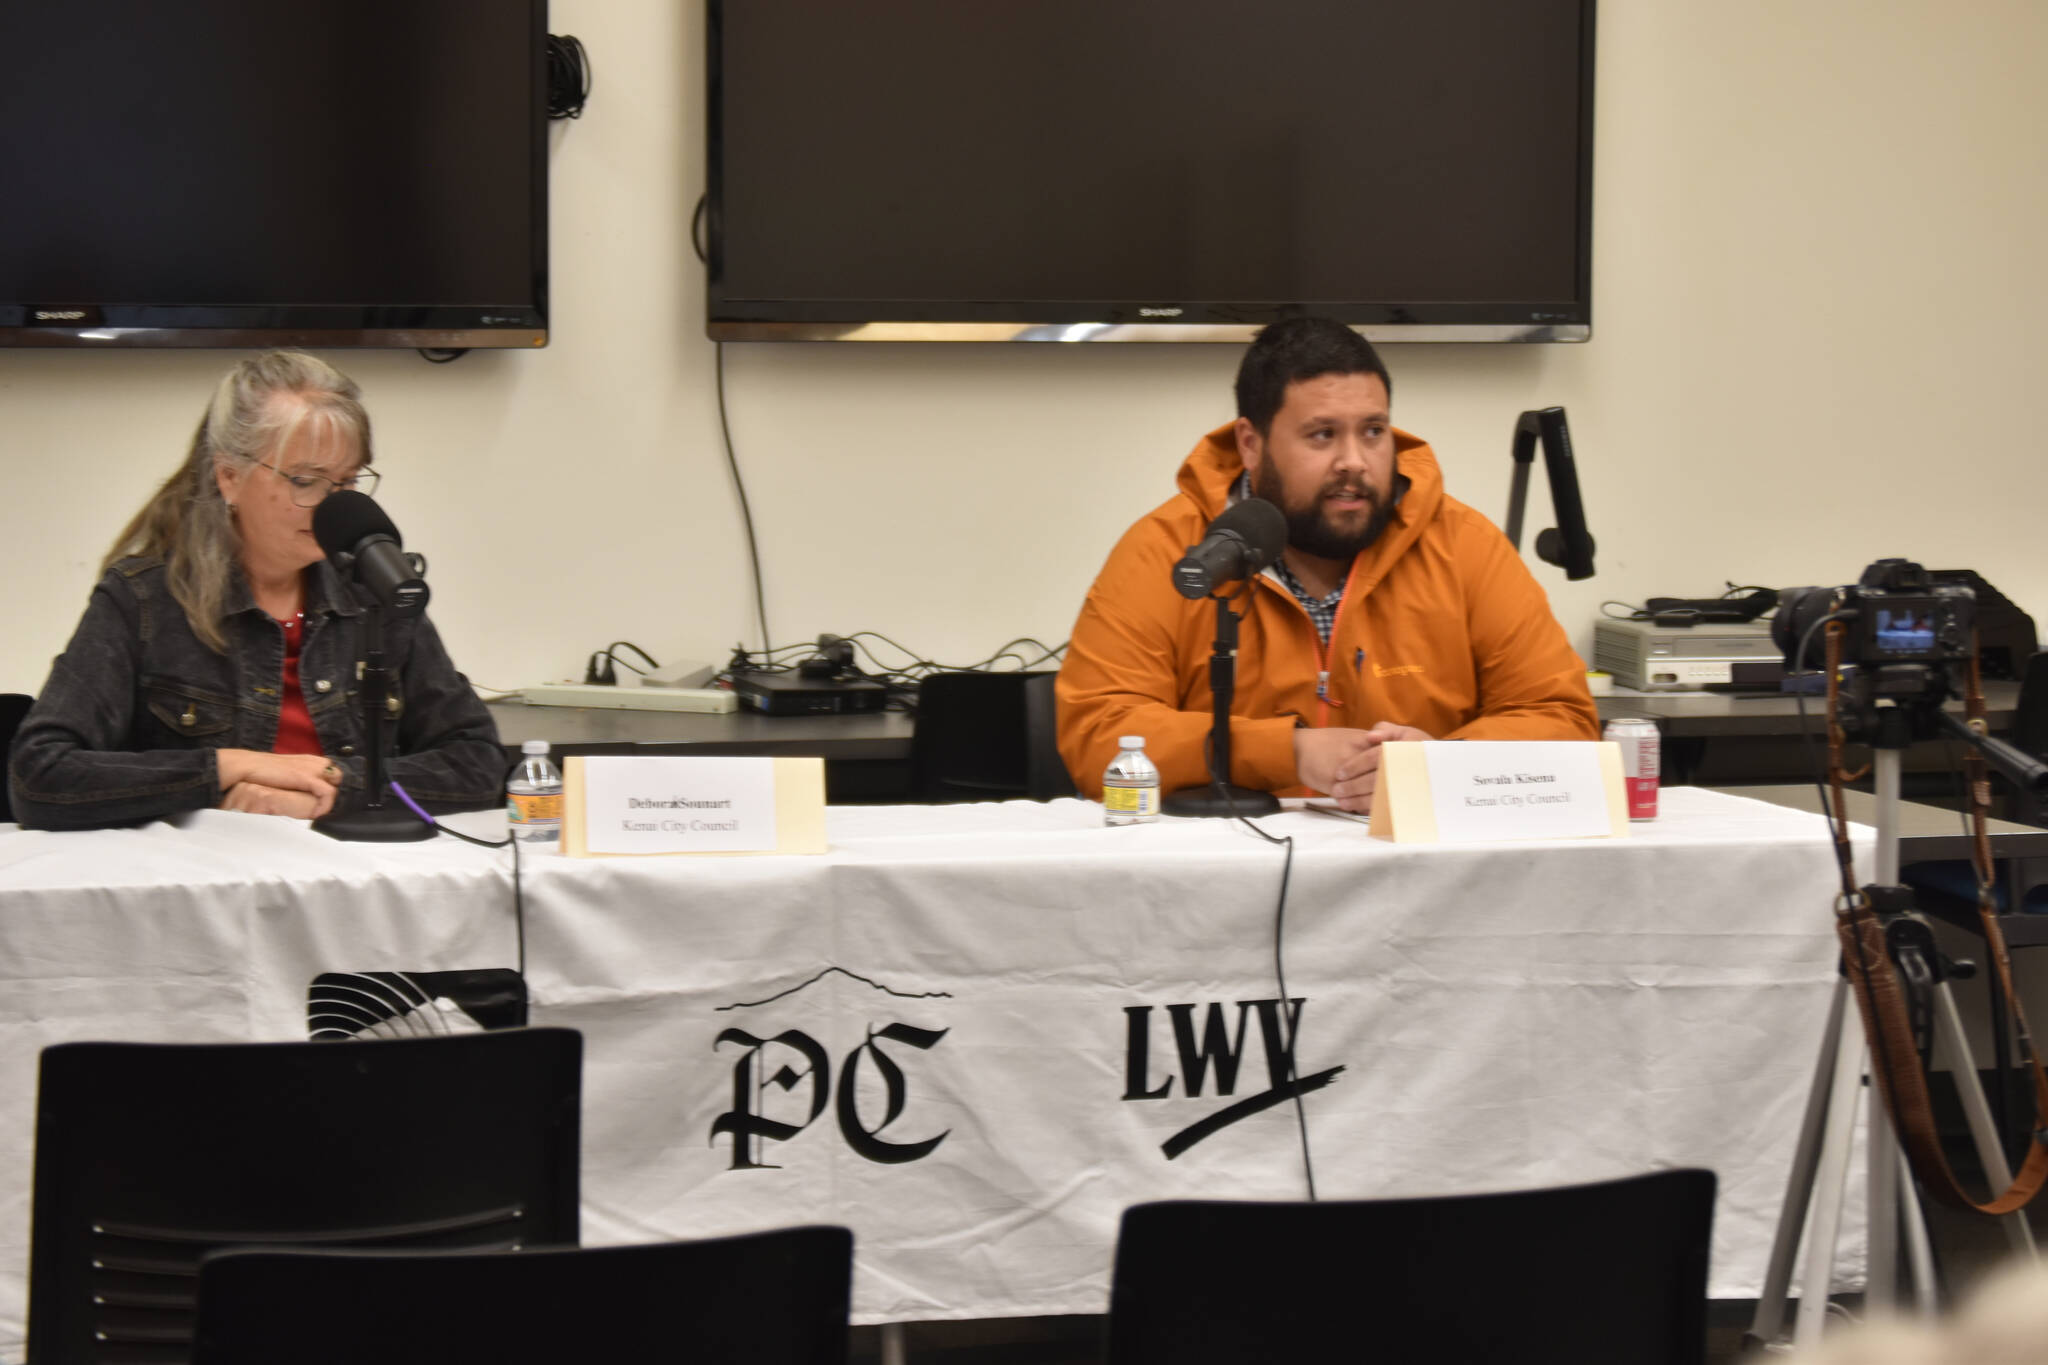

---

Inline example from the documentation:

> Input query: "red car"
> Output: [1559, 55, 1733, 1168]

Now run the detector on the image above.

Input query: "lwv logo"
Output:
[1123, 998, 1343, 1159]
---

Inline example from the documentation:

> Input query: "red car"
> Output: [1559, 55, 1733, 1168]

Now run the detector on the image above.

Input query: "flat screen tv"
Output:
[708, 0, 1595, 343]
[0, 1, 548, 350]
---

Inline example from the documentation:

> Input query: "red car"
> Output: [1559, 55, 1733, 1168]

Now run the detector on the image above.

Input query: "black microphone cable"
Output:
[390, 772, 528, 981]
[1204, 738, 1315, 1200]
[716, 342, 773, 656]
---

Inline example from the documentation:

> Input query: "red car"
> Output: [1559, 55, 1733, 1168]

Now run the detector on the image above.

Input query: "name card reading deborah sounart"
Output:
[1369, 741, 1627, 843]
[563, 755, 826, 857]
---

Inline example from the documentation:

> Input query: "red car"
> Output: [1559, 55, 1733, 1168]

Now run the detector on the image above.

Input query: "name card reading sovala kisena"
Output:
[562, 755, 827, 857]
[1368, 741, 1628, 843]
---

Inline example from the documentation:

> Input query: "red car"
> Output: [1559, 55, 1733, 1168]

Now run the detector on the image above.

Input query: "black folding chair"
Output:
[28, 1029, 582, 1365]
[1106, 1170, 1716, 1365]
[192, 1228, 853, 1365]
[908, 670, 1075, 803]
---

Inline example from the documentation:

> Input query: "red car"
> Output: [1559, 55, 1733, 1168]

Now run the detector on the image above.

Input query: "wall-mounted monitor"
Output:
[0, 1, 548, 351]
[707, 0, 1595, 343]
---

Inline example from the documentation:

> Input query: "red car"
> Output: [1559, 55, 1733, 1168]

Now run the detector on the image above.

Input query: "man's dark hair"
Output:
[1233, 318, 1392, 436]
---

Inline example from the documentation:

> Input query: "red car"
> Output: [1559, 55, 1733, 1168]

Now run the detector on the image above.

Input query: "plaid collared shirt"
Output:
[1232, 473, 1344, 645]
[1268, 556, 1343, 646]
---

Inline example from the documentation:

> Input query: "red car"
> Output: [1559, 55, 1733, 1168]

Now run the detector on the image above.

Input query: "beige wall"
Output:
[2, 0, 2045, 699]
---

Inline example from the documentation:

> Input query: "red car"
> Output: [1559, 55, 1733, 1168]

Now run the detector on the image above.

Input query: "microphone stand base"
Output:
[1161, 784, 1281, 819]
[314, 803, 437, 843]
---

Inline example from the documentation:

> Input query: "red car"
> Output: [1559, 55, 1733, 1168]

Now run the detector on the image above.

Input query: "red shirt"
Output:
[273, 614, 323, 756]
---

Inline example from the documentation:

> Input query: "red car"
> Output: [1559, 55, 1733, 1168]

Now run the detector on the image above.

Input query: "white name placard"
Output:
[1369, 741, 1627, 843]
[565, 755, 826, 857]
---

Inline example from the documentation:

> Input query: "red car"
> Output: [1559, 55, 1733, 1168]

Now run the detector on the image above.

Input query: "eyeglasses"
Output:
[258, 459, 381, 508]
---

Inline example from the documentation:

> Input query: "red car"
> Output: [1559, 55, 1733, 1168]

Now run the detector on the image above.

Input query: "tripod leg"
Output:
[1868, 1086, 1899, 1308]
[1932, 981, 2038, 1256]
[1895, 1145, 1939, 1313]
[1748, 981, 1849, 1348]
[1796, 1018, 1870, 1345]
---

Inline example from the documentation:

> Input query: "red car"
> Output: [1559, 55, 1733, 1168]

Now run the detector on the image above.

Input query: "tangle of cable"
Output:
[546, 34, 591, 119]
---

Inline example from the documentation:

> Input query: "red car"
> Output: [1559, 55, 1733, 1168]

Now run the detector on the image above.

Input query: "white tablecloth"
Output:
[0, 787, 1870, 1355]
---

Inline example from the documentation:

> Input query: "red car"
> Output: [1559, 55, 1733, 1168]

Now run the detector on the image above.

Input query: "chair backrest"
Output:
[29, 1029, 582, 1365]
[2012, 649, 2048, 761]
[2, 692, 34, 823]
[909, 670, 1075, 803]
[192, 1228, 853, 1365]
[1106, 1169, 1716, 1365]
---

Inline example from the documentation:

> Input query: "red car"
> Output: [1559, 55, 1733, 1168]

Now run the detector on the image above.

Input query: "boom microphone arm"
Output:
[1506, 406, 1597, 581]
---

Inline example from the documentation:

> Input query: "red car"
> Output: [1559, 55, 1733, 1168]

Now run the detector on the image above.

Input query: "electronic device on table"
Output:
[520, 683, 735, 714]
[730, 670, 887, 716]
[1596, 569, 2034, 693]
[1592, 619, 1785, 692]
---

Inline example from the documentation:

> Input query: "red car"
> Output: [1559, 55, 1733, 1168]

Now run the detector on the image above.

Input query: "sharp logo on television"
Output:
[709, 966, 952, 1171]
[1122, 998, 1344, 1159]
[32, 309, 91, 322]
[1137, 306, 1184, 317]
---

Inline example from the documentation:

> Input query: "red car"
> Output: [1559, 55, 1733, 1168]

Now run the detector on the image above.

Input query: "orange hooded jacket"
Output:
[1057, 421, 1599, 799]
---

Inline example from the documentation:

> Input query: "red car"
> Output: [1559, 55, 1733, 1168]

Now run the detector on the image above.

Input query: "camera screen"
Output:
[1873, 607, 1936, 655]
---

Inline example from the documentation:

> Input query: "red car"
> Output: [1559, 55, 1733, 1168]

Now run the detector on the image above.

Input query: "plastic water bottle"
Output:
[1102, 735, 1161, 826]
[506, 739, 564, 850]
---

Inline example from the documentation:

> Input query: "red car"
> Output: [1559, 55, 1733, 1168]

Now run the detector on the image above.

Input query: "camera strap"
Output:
[1826, 625, 2048, 1214]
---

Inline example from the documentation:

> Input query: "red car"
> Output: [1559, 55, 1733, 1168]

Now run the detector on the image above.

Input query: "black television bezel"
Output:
[0, 1, 551, 352]
[705, 0, 1596, 344]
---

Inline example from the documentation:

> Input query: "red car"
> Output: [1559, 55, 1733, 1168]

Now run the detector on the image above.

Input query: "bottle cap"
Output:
[522, 739, 551, 755]
[1117, 735, 1145, 748]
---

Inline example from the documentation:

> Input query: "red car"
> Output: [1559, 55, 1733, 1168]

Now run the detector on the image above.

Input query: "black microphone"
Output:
[1173, 498, 1288, 600]
[313, 490, 429, 615]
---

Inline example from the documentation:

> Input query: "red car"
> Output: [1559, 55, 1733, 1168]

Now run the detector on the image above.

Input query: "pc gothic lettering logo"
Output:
[709, 967, 953, 1170]
[1122, 997, 1344, 1158]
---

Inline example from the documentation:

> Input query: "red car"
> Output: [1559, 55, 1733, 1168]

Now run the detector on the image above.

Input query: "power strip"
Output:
[519, 682, 737, 714]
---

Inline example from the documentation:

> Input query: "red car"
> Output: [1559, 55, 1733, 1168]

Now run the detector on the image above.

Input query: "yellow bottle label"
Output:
[507, 792, 564, 824]
[1103, 782, 1159, 816]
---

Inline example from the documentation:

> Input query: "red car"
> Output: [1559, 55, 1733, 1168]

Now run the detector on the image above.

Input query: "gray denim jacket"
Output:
[8, 556, 504, 830]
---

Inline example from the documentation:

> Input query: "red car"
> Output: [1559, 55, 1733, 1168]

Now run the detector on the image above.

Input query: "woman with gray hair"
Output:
[8, 351, 502, 830]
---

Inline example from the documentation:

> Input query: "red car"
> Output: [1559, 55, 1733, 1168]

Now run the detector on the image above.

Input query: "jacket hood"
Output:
[1173, 419, 1447, 595]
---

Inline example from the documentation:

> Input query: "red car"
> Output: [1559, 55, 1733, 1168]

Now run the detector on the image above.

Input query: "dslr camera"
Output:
[1773, 559, 1973, 674]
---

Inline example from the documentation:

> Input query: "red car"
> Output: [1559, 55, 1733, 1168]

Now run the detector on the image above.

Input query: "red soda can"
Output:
[1604, 717, 1660, 821]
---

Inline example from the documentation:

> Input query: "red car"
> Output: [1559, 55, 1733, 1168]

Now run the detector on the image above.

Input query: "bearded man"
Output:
[1057, 317, 1598, 811]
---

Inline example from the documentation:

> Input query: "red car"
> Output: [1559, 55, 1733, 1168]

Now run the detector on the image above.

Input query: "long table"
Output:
[0, 788, 1872, 1356]
[1599, 681, 2022, 785]
[486, 700, 918, 801]
[487, 682, 2023, 792]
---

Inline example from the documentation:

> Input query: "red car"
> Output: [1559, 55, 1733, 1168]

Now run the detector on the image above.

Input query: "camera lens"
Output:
[1771, 586, 1835, 669]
